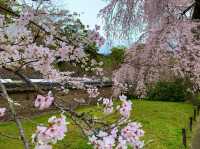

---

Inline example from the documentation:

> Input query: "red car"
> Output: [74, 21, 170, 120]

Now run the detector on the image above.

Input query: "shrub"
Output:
[193, 93, 200, 105]
[96, 46, 126, 71]
[111, 46, 126, 66]
[147, 78, 193, 102]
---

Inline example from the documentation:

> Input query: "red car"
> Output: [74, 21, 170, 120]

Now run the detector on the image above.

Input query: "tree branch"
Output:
[181, 2, 196, 16]
[0, 80, 29, 149]
[2, 66, 111, 138]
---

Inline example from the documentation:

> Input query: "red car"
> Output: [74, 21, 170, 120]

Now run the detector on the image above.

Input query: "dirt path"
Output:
[191, 119, 200, 149]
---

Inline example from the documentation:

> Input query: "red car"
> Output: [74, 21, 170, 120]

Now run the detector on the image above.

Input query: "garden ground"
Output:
[191, 116, 200, 149]
[0, 100, 194, 149]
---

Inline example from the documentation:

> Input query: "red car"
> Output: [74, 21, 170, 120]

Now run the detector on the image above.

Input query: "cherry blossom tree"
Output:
[0, 1, 144, 149]
[100, 0, 200, 97]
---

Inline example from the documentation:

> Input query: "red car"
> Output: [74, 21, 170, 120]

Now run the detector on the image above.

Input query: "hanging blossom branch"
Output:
[100, 0, 196, 40]
[99, 0, 145, 39]
[101, 0, 200, 98]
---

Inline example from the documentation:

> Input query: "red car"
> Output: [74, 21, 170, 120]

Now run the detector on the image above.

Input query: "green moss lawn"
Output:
[0, 100, 194, 149]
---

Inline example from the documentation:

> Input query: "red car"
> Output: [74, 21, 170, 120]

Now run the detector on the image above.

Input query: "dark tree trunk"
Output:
[192, 0, 200, 19]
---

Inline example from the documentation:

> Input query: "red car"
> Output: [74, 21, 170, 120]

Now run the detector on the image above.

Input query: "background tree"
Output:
[100, 0, 200, 97]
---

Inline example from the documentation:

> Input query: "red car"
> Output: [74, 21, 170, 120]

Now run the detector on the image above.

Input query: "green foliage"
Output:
[84, 42, 99, 59]
[0, 0, 8, 5]
[110, 46, 126, 66]
[96, 46, 126, 71]
[147, 78, 193, 102]
[193, 93, 200, 105]
[97, 55, 112, 68]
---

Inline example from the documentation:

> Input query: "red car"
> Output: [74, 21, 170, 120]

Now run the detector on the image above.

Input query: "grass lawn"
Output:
[0, 100, 194, 149]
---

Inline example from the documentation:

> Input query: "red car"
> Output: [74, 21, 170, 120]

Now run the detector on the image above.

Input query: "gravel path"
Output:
[192, 119, 200, 149]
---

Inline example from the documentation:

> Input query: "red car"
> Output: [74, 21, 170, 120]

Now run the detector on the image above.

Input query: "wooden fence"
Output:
[182, 105, 200, 148]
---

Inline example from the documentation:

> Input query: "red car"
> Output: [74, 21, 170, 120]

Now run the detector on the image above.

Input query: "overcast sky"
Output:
[64, 0, 107, 31]
[24, 0, 107, 31]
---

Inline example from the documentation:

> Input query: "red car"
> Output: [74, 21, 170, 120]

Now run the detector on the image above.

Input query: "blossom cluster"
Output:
[0, 5, 104, 84]
[57, 43, 86, 63]
[35, 91, 54, 110]
[89, 122, 144, 149]
[98, 97, 114, 114]
[18, 8, 34, 26]
[89, 129, 117, 149]
[88, 25, 105, 47]
[119, 95, 132, 118]
[0, 107, 6, 117]
[89, 95, 144, 149]
[32, 115, 68, 149]
[119, 122, 145, 149]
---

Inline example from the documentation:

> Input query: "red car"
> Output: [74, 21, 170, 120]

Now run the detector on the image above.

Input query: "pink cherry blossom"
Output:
[34, 91, 54, 110]
[102, 0, 200, 98]
[120, 122, 144, 149]
[89, 122, 144, 149]
[119, 95, 132, 118]
[18, 9, 34, 26]
[0, 108, 6, 117]
[88, 28, 105, 47]
[35, 144, 52, 149]
[99, 98, 113, 114]
[89, 130, 116, 149]
[32, 115, 68, 148]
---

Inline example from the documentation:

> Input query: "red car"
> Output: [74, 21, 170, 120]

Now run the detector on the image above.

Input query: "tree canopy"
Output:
[100, 0, 200, 97]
